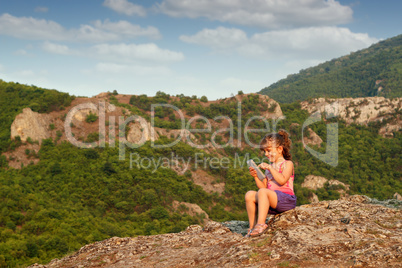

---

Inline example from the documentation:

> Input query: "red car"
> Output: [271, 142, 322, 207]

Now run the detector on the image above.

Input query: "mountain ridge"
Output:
[259, 34, 402, 103]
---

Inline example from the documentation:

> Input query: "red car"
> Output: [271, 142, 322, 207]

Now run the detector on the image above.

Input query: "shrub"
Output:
[86, 112, 98, 123]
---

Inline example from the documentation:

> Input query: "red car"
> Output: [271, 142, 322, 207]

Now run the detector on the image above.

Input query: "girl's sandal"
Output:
[250, 223, 268, 237]
[244, 228, 253, 238]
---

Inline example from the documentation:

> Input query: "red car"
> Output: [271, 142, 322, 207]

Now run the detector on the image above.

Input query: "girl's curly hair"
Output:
[259, 129, 292, 160]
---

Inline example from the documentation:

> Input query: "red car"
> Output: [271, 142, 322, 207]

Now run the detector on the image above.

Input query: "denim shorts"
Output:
[268, 190, 297, 215]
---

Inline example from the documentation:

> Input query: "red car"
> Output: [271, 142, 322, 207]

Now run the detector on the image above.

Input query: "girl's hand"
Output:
[249, 166, 257, 178]
[258, 163, 271, 170]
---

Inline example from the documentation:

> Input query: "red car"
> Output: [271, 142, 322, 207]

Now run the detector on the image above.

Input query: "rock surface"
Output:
[126, 121, 159, 144]
[302, 175, 350, 196]
[303, 127, 323, 147]
[258, 94, 284, 119]
[308, 192, 320, 203]
[10, 108, 51, 143]
[300, 97, 401, 137]
[29, 195, 401, 268]
[231, 93, 283, 119]
[190, 169, 225, 194]
[172, 201, 209, 224]
[301, 175, 328, 190]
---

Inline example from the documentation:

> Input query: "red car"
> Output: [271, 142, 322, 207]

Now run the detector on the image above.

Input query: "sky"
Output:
[0, 0, 401, 100]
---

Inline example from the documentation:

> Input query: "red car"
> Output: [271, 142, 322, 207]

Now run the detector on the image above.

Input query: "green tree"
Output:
[200, 96, 208, 103]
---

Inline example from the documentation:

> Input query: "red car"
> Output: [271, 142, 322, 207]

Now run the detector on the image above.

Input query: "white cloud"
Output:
[94, 62, 171, 76]
[247, 27, 379, 59]
[0, 13, 159, 42]
[179, 27, 247, 50]
[42, 42, 75, 55]
[73, 24, 118, 43]
[155, 0, 353, 28]
[0, 13, 66, 41]
[92, 43, 184, 62]
[103, 0, 146, 16]
[34, 6, 49, 13]
[93, 19, 161, 39]
[181, 26, 378, 60]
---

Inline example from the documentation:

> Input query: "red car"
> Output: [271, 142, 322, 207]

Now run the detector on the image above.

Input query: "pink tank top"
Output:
[265, 160, 295, 195]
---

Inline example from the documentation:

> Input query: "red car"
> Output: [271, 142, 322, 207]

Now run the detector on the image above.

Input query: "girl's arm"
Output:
[249, 167, 267, 189]
[259, 161, 294, 185]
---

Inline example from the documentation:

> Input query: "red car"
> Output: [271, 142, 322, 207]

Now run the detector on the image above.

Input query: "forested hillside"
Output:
[0, 80, 74, 156]
[259, 34, 402, 103]
[0, 81, 401, 267]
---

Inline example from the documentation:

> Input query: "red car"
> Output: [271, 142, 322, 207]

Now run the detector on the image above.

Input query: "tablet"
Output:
[247, 160, 266, 181]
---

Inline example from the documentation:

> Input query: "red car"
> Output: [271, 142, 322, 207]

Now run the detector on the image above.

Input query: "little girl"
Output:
[245, 130, 297, 237]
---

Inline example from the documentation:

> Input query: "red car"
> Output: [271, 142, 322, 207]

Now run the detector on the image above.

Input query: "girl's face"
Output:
[263, 141, 283, 163]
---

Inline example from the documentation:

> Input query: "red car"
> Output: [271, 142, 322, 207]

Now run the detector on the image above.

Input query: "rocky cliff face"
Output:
[302, 175, 350, 192]
[301, 175, 329, 190]
[29, 195, 401, 268]
[258, 94, 284, 119]
[300, 97, 401, 137]
[10, 108, 51, 143]
[126, 121, 159, 144]
[303, 127, 323, 147]
[230, 93, 283, 119]
[171, 201, 209, 224]
[301, 175, 350, 202]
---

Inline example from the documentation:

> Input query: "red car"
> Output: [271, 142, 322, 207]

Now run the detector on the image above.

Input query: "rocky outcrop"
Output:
[379, 122, 402, 137]
[301, 175, 328, 190]
[29, 196, 402, 268]
[302, 175, 350, 192]
[72, 108, 98, 122]
[127, 121, 159, 144]
[190, 169, 225, 194]
[172, 201, 209, 224]
[303, 127, 323, 147]
[328, 179, 350, 191]
[308, 192, 320, 203]
[258, 94, 284, 119]
[10, 108, 51, 143]
[300, 97, 401, 137]
[230, 93, 283, 119]
[301, 175, 350, 199]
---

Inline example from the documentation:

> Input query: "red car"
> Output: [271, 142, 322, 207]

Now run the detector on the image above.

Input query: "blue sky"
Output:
[0, 0, 401, 100]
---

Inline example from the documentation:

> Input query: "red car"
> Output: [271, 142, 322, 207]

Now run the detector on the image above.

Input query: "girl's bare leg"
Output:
[256, 188, 278, 224]
[245, 191, 258, 229]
